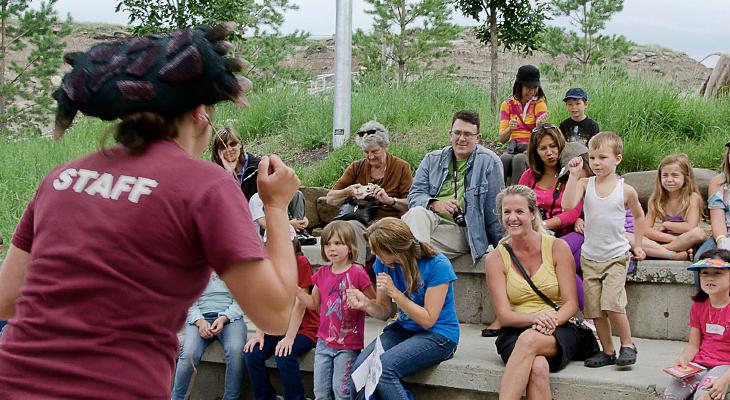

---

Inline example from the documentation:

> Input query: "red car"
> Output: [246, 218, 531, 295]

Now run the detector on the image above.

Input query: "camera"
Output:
[357, 185, 374, 195]
[453, 208, 466, 227]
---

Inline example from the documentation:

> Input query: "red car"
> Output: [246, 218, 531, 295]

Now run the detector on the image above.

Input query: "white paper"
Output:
[351, 335, 384, 398]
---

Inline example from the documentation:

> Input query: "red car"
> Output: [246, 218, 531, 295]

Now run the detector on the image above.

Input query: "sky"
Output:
[54, 0, 728, 67]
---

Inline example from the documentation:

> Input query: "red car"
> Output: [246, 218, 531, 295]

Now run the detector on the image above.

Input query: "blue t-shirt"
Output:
[373, 253, 459, 343]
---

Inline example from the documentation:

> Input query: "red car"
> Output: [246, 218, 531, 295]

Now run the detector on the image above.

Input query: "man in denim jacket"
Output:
[403, 110, 504, 264]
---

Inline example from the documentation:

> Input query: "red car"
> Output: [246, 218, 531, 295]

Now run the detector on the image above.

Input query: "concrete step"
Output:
[301, 239, 695, 341]
[187, 319, 683, 400]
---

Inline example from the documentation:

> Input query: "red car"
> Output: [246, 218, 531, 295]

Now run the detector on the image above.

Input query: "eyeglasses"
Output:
[532, 124, 557, 134]
[450, 130, 479, 139]
[356, 129, 380, 137]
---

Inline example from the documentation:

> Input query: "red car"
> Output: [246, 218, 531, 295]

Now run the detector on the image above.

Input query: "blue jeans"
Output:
[244, 333, 316, 400]
[313, 339, 359, 400]
[350, 323, 458, 400]
[171, 315, 247, 400]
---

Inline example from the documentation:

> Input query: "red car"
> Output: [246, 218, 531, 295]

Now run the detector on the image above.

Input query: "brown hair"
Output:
[320, 221, 358, 264]
[451, 109, 480, 134]
[364, 217, 437, 294]
[722, 146, 730, 185]
[692, 248, 730, 302]
[114, 112, 178, 154]
[211, 126, 244, 169]
[588, 131, 623, 155]
[527, 125, 566, 179]
[648, 154, 700, 221]
[511, 81, 546, 102]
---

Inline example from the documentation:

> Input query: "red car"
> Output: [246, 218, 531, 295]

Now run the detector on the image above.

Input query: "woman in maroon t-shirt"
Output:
[0, 25, 300, 400]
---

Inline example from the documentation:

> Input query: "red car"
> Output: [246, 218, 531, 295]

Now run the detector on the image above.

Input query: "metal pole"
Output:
[332, 0, 352, 149]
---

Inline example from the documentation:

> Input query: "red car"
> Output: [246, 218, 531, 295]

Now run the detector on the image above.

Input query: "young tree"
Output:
[0, 0, 70, 137]
[540, 0, 630, 68]
[356, 0, 460, 85]
[454, 0, 548, 112]
[115, 0, 308, 84]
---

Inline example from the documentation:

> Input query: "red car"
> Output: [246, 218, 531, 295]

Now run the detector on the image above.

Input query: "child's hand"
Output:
[243, 334, 265, 352]
[632, 246, 646, 260]
[508, 119, 518, 131]
[536, 112, 549, 126]
[346, 288, 370, 310]
[210, 315, 229, 335]
[195, 319, 214, 339]
[574, 218, 585, 234]
[275, 336, 295, 357]
[567, 156, 584, 176]
[675, 356, 689, 369]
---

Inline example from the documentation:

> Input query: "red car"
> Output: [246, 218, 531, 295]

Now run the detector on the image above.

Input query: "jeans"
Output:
[313, 340, 359, 400]
[244, 333, 316, 400]
[171, 314, 247, 400]
[350, 323, 458, 400]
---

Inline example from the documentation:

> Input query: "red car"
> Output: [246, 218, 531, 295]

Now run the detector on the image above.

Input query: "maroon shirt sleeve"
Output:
[191, 179, 266, 274]
[297, 255, 314, 288]
[12, 192, 38, 252]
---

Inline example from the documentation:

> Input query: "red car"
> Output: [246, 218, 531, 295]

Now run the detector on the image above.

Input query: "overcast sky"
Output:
[55, 0, 728, 67]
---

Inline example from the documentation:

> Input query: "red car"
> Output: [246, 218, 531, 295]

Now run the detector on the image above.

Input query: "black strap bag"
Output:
[503, 243, 600, 361]
[333, 160, 379, 226]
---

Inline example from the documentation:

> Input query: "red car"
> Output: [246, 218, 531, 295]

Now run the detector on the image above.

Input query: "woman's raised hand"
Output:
[257, 154, 300, 210]
[376, 272, 396, 297]
[218, 149, 237, 174]
[346, 288, 370, 310]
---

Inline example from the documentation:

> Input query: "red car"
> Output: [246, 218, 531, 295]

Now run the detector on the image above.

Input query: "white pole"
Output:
[332, 0, 352, 149]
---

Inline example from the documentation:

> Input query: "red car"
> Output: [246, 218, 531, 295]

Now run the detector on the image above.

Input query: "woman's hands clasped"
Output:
[531, 311, 558, 336]
[346, 288, 370, 310]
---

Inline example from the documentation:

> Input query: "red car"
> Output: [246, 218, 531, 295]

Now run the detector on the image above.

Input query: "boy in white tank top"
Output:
[563, 132, 646, 368]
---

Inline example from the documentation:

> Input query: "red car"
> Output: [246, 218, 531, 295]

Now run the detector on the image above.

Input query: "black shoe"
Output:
[296, 231, 317, 246]
[584, 351, 616, 368]
[481, 327, 500, 337]
[616, 345, 637, 366]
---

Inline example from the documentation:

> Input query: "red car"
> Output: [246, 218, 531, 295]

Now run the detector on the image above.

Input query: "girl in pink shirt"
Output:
[297, 221, 375, 400]
[663, 249, 730, 400]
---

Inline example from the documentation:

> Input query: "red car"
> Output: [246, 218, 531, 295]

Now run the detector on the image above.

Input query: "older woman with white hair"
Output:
[325, 120, 413, 266]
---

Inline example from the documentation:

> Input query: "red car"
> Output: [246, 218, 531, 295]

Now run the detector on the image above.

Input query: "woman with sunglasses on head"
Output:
[325, 120, 413, 267]
[0, 24, 300, 399]
[499, 65, 549, 186]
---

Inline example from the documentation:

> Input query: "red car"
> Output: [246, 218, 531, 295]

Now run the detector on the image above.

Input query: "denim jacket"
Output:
[408, 144, 504, 263]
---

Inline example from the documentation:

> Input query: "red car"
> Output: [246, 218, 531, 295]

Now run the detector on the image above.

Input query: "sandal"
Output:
[481, 327, 500, 337]
[616, 345, 638, 366]
[584, 351, 616, 368]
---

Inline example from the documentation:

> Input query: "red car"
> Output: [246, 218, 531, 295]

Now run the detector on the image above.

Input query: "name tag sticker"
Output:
[706, 323, 725, 335]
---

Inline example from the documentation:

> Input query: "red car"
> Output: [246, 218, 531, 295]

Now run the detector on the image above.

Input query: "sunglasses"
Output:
[532, 123, 557, 133]
[356, 129, 380, 137]
[204, 113, 237, 150]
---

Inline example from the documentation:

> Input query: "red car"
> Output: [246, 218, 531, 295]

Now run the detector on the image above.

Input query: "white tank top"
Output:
[582, 176, 630, 262]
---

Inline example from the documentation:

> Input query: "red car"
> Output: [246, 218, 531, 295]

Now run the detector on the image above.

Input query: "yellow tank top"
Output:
[497, 234, 564, 314]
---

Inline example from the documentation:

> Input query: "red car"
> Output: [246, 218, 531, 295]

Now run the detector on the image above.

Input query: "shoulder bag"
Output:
[502, 242, 600, 361]
[333, 160, 379, 226]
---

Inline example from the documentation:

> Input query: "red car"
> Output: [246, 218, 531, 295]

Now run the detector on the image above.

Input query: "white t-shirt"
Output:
[249, 193, 295, 242]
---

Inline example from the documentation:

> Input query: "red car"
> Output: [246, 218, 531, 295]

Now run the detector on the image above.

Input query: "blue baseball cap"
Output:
[687, 258, 730, 271]
[563, 87, 589, 102]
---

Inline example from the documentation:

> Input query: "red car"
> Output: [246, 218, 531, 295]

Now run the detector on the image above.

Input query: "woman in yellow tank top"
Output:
[483, 185, 580, 400]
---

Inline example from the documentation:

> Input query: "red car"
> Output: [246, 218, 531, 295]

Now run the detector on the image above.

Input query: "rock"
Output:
[300, 186, 329, 228]
[651, 63, 662, 73]
[629, 55, 644, 62]
[623, 168, 718, 211]
[645, 52, 657, 57]
[316, 196, 339, 228]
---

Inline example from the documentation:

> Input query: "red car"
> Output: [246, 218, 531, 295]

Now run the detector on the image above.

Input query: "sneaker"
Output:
[584, 351, 616, 368]
[616, 345, 637, 366]
[296, 231, 317, 246]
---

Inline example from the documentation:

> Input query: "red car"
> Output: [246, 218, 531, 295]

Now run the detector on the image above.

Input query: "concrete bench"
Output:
[301, 240, 695, 341]
[187, 319, 684, 400]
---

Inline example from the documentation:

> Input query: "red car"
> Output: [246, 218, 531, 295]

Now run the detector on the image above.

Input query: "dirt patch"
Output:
[284, 146, 330, 167]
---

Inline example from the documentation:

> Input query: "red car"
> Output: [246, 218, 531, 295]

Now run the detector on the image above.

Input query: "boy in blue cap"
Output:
[559, 87, 600, 146]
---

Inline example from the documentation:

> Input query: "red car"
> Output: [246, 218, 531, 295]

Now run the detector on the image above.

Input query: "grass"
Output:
[1, 71, 729, 255]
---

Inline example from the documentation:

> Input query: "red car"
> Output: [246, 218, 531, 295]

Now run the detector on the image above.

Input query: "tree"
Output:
[0, 0, 70, 137]
[115, 0, 308, 84]
[540, 0, 630, 68]
[355, 0, 460, 85]
[454, 0, 548, 112]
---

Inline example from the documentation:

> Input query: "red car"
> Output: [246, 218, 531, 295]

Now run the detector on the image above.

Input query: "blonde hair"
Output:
[527, 125, 566, 179]
[495, 185, 547, 243]
[320, 221, 358, 264]
[648, 153, 700, 221]
[364, 217, 437, 294]
[588, 131, 623, 155]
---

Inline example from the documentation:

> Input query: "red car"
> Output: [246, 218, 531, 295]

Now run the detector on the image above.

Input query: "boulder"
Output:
[623, 168, 718, 211]
[316, 196, 339, 227]
[300, 186, 329, 228]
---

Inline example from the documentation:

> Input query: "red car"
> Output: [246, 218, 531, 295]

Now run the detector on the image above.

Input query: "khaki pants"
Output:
[401, 206, 470, 259]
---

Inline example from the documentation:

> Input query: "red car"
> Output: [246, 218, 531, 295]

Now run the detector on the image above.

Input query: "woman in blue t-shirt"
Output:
[347, 217, 459, 399]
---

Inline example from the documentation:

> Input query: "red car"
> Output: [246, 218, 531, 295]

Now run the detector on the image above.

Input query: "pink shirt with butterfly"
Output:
[690, 299, 730, 367]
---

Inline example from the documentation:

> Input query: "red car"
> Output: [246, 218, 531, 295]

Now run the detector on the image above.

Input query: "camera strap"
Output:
[451, 151, 460, 202]
[531, 174, 562, 220]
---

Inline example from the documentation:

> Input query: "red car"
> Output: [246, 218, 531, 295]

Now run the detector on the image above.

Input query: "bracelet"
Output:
[390, 198, 397, 207]
[716, 234, 727, 242]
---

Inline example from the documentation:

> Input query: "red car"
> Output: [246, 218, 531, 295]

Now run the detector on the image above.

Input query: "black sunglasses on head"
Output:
[532, 124, 557, 133]
[356, 129, 379, 137]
